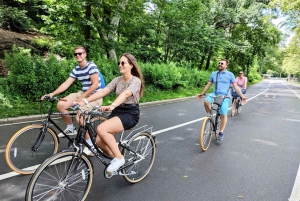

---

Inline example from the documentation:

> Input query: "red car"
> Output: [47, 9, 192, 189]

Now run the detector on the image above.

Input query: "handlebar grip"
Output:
[70, 104, 80, 110]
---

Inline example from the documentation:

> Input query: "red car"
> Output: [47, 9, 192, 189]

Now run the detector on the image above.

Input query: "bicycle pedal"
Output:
[118, 171, 137, 176]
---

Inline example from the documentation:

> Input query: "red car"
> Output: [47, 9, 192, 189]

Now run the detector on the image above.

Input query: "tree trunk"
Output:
[205, 49, 213, 71]
[198, 55, 206, 70]
[106, 0, 128, 61]
[84, 4, 91, 53]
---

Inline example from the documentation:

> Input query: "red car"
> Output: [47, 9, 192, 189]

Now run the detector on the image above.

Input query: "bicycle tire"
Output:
[5, 124, 59, 175]
[25, 151, 93, 201]
[215, 115, 221, 135]
[122, 132, 156, 183]
[237, 99, 242, 114]
[231, 99, 237, 117]
[200, 117, 213, 151]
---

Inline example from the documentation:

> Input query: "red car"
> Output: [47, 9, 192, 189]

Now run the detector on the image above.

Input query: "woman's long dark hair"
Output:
[122, 53, 145, 97]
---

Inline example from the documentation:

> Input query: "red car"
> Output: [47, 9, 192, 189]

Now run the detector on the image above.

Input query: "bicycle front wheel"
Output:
[5, 124, 59, 174]
[231, 99, 237, 117]
[122, 132, 156, 183]
[200, 117, 213, 151]
[25, 151, 93, 201]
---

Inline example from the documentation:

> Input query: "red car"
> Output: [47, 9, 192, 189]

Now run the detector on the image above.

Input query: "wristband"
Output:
[111, 103, 117, 107]
[83, 98, 89, 105]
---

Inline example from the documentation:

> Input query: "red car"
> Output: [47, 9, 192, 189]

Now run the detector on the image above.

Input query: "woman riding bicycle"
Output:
[232, 71, 247, 101]
[75, 53, 145, 174]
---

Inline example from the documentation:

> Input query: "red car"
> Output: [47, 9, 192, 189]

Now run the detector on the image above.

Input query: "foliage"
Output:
[4, 46, 78, 101]
[0, 4, 32, 32]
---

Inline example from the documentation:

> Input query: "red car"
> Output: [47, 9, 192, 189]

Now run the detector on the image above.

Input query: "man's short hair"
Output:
[74, 46, 86, 52]
[220, 58, 229, 65]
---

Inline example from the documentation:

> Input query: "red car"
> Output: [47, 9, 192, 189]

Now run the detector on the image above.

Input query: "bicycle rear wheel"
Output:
[122, 132, 156, 183]
[25, 151, 93, 201]
[231, 99, 237, 117]
[5, 124, 59, 174]
[200, 117, 213, 151]
[237, 99, 242, 114]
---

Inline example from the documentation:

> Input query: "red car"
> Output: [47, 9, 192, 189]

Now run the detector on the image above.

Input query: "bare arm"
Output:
[41, 77, 75, 100]
[197, 81, 213, 100]
[77, 73, 99, 102]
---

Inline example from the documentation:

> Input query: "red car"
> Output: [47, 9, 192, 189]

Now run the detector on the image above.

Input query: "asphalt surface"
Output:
[1, 78, 300, 201]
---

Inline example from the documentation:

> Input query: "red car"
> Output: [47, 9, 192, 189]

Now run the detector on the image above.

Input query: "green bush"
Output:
[5, 47, 79, 101]
[3, 47, 211, 102]
[141, 62, 209, 90]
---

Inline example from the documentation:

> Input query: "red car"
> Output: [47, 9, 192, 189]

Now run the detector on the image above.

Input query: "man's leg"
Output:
[218, 98, 230, 141]
[56, 92, 80, 137]
[57, 97, 73, 125]
[220, 114, 227, 133]
[204, 100, 211, 114]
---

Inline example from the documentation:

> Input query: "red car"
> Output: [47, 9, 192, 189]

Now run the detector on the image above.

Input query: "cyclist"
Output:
[232, 71, 247, 102]
[197, 59, 246, 141]
[41, 46, 104, 152]
[75, 53, 144, 174]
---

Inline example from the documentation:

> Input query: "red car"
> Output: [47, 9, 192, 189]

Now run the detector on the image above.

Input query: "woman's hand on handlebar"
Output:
[241, 97, 247, 105]
[99, 105, 115, 112]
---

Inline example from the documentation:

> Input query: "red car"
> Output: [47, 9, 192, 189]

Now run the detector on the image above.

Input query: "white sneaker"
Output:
[107, 157, 125, 173]
[83, 147, 95, 156]
[57, 128, 77, 138]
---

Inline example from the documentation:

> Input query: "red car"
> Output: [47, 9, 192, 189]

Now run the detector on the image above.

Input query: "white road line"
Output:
[289, 164, 300, 201]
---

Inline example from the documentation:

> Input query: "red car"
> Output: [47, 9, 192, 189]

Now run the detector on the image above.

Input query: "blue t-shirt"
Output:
[69, 62, 102, 93]
[209, 70, 235, 96]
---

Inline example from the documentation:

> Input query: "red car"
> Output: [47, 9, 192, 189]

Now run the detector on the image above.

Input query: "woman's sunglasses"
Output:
[118, 61, 127, 66]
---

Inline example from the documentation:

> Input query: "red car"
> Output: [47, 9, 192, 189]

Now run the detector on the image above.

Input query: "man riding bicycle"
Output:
[197, 59, 247, 141]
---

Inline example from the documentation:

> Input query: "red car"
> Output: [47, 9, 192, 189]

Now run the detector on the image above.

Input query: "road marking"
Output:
[289, 164, 300, 201]
[284, 84, 300, 99]
[0, 83, 281, 182]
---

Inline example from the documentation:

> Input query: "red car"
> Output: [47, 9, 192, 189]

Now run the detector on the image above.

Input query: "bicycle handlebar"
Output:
[71, 104, 109, 118]
[201, 94, 230, 99]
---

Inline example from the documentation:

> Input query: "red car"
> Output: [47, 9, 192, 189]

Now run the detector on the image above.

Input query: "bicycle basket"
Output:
[213, 96, 224, 106]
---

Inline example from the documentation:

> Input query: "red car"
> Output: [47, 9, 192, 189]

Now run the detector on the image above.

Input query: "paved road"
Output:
[0, 78, 300, 201]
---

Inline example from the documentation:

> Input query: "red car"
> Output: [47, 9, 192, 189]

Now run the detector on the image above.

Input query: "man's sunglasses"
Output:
[74, 52, 84, 56]
[218, 62, 225, 65]
[118, 61, 127, 66]
[239, 73, 244, 74]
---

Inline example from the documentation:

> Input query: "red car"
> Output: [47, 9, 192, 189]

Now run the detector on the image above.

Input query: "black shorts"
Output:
[108, 104, 140, 130]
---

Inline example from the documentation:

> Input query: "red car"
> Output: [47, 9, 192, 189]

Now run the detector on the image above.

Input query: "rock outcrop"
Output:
[0, 28, 43, 77]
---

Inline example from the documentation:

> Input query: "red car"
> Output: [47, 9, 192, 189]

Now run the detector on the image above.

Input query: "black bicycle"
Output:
[25, 104, 156, 201]
[5, 96, 105, 175]
[199, 95, 229, 151]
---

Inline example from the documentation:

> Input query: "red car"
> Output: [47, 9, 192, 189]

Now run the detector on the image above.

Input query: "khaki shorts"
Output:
[67, 91, 103, 111]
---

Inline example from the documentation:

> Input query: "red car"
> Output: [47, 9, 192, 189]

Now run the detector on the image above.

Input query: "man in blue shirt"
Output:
[197, 59, 246, 141]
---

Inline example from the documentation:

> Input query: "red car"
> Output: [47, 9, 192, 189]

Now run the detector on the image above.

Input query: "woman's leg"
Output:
[96, 117, 124, 159]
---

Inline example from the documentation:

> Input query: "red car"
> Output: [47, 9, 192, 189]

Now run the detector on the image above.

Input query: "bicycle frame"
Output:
[31, 97, 77, 151]
[209, 102, 221, 134]
[70, 108, 154, 174]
